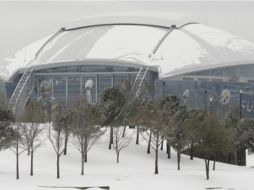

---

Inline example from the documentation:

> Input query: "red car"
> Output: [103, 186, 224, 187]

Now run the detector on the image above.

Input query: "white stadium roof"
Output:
[3, 11, 254, 80]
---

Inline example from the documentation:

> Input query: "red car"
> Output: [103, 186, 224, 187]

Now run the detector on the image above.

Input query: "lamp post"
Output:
[209, 97, 213, 114]
[239, 90, 243, 119]
[162, 81, 165, 96]
[204, 90, 208, 112]
[183, 89, 190, 106]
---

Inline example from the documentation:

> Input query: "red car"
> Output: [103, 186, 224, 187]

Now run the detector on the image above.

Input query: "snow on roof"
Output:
[3, 12, 254, 80]
[154, 24, 254, 78]
[1, 36, 50, 80]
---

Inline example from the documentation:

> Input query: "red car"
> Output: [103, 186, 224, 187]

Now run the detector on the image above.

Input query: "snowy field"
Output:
[0, 124, 254, 190]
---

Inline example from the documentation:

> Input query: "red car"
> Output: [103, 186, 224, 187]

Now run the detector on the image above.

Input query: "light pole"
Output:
[239, 90, 243, 119]
[204, 90, 208, 112]
[162, 82, 165, 96]
[209, 97, 213, 114]
[183, 89, 190, 106]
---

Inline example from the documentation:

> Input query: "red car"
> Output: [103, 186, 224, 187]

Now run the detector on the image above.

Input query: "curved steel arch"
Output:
[35, 22, 199, 63]
[151, 22, 199, 55]
[35, 28, 65, 60]
[34, 23, 170, 61]
[65, 23, 171, 31]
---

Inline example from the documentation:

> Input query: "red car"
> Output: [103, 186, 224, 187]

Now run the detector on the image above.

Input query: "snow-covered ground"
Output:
[0, 124, 254, 190]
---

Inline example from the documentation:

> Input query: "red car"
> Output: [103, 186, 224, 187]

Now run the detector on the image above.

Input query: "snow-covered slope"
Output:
[0, 124, 254, 190]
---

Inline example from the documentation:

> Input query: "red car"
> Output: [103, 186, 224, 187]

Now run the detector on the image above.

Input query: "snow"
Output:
[0, 36, 50, 80]
[34, 22, 254, 79]
[155, 24, 254, 78]
[0, 124, 254, 190]
[35, 25, 166, 66]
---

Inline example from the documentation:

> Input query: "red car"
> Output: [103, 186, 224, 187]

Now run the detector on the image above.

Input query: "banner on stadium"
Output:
[241, 93, 254, 118]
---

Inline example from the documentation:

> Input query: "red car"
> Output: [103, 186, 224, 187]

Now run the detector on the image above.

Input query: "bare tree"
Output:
[48, 106, 65, 179]
[72, 99, 104, 175]
[38, 80, 54, 122]
[61, 109, 73, 156]
[184, 109, 205, 160]
[99, 88, 126, 150]
[195, 114, 232, 180]
[142, 127, 163, 174]
[0, 107, 15, 152]
[21, 123, 43, 176]
[168, 105, 188, 171]
[128, 99, 147, 147]
[113, 126, 133, 163]
[159, 96, 188, 170]
[11, 122, 26, 180]
[0, 91, 7, 110]
[20, 101, 44, 176]
[138, 101, 164, 174]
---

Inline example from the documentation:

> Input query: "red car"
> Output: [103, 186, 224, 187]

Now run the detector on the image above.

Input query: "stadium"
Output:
[2, 12, 254, 117]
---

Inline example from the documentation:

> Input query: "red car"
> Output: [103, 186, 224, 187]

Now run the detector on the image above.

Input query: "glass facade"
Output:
[53, 76, 66, 106]
[113, 74, 129, 88]
[67, 76, 81, 106]
[155, 78, 254, 119]
[97, 75, 112, 99]
[32, 64, 156, 107]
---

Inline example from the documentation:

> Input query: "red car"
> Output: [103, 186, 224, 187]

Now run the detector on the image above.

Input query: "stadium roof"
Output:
[3, 11, 254, 80]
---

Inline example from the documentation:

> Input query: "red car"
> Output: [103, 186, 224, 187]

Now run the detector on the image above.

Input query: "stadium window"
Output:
[198, 78, 210, 81]
[211, 78, 223, 82]
[182, 77, 194, 81]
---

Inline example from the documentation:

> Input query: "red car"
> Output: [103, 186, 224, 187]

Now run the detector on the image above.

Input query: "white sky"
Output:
[1, 1, 254, 66]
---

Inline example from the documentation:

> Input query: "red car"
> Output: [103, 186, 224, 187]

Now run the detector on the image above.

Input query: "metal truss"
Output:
[9, 68, 35, 117]
[131, 67, 149, 98]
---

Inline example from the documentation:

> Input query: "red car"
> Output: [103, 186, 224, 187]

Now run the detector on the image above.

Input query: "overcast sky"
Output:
[1, 1, 254, 65]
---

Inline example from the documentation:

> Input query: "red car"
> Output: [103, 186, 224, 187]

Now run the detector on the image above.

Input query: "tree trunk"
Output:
[48, 103, 52, 123]
[42, 100, 44, 122]
[177, 149, 181, 170]
[228, 153, 231, 164]
[213, 154, 216, 170]
[16, 136, 20, 180]
[109, 126, 113, 150]
[155, 145, 159, 174]
[30, 149, 34, 176]
[27, 147, 30, 156]
[64, 129, 69, 155]
[57, 154, 60, 179]
[117, 152, 120, 163]
[234, 150, 238, 165]
[81, 153, 84, 175]
[205, 159, 210, 180]
[166, 142, 171, 159]
[122, 126, 126, 137]
[84, 135, 88, 163]
[190, 142, 194, 160]
[147, 131, 152, 154]
[160, 136, 164, 150]
[16, 144, 19, 180]
[136, 126, 139, 145]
